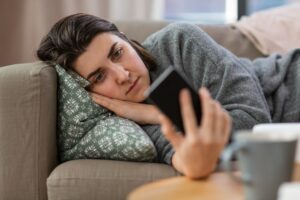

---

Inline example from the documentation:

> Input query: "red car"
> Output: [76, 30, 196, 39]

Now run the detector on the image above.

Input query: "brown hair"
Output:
[37, 13, 156, 70]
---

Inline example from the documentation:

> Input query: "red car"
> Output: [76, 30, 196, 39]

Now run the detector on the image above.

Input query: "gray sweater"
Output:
[248, 50, 300, 122]
[141, 22, 300, 164]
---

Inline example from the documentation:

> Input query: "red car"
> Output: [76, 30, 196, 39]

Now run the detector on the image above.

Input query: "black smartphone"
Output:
[144, 66, 202, 134]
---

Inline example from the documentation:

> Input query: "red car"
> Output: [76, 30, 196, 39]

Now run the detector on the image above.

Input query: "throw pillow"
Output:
[55, 65, 157, 162]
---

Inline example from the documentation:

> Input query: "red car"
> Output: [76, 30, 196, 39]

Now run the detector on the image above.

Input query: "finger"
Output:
[199, 88, 216, 139]
[179, 89, 197, 136]
[159, 114, 183, 149]
[213, 101, 224, 139]
[90, 92, 113, 109]
[221, 110, 232, 144]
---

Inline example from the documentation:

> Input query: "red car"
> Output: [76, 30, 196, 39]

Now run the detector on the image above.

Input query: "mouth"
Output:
[126, 77, 140, 95]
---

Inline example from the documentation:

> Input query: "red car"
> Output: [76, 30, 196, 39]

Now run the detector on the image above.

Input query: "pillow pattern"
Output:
[55, 65, 157, 162]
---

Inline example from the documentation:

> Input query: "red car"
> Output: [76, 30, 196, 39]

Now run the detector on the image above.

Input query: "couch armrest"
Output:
[0, 62, 58, 200]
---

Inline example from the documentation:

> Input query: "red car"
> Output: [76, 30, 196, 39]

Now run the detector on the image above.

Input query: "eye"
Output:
[93, 70, 106, 83]
[112, 47, 123, 61]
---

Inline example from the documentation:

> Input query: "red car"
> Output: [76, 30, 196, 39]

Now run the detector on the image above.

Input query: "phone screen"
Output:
[144, 66, 202, 134]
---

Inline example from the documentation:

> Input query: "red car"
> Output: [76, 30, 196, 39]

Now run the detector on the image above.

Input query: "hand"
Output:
[159, 87, 232, 179]
[90, 92, 160, 125]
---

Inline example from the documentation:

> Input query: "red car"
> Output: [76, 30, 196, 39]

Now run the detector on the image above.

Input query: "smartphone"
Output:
[144, 66, 202, 134]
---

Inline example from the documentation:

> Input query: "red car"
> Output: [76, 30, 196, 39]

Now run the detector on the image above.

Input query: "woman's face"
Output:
[73, 33, 150, 102]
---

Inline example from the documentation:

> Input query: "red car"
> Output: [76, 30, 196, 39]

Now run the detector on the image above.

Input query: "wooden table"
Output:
[128, 164, 300, 200]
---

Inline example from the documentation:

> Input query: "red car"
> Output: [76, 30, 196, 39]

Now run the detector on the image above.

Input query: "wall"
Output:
[0, 0, 163, 66]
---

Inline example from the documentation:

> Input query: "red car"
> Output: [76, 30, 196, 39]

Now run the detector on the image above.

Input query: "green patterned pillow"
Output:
[55, 65, 157, 162]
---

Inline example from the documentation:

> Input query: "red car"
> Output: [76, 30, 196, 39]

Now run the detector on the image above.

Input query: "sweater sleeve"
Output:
[141, 124, 174, 165]
[142, 23, 271, 135]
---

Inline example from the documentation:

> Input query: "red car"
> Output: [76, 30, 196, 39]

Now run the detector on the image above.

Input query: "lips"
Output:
[126, 77, 140, 95]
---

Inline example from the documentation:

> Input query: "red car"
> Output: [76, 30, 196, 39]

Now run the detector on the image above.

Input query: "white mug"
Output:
[222, 131, 297, 200]
[253, 123, 300, 163]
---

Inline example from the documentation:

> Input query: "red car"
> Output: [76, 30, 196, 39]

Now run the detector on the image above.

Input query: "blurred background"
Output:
[0, 0, 299, 66]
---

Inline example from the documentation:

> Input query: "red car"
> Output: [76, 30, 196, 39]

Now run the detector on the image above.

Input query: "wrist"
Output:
[172, 152, 216, 179]
[171, 153, 184, 174]
[146, 105, 161, 124]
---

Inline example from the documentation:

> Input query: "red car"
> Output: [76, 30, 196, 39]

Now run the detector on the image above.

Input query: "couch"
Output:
[0, 20, 263, 200]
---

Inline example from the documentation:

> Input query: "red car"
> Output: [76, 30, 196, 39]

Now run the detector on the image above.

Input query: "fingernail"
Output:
[180, 88, 186, 95]
[90, 94, 98, 101]
[158, 114, 163, 121]
[200, 87, 210, 97]
[160, 124, 167, 133]
[90, 94, 96, 99]
[180, 88, 190, 98]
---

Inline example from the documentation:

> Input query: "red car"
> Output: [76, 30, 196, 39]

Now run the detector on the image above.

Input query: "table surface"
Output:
[127, 163, 300, 200]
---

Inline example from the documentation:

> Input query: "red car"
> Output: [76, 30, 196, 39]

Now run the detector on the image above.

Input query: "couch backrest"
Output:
[114, 20, 263, 60]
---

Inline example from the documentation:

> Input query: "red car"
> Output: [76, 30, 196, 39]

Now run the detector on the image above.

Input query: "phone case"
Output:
[145, 66, 202, 133]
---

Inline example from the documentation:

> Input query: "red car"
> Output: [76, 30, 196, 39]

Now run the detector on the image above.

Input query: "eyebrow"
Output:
[86, 42, 118, 80]
[107, 42, 118, 59]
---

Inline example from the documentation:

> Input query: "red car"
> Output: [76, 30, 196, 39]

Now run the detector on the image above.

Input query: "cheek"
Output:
[128, 52, 148, 75]
[89, 82, 119, 99]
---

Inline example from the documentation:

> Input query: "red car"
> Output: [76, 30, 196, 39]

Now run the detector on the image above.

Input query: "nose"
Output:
[112, 65, 131, 85]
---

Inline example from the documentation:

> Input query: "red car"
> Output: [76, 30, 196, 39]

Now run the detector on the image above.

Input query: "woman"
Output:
[37, 13, 300, 178]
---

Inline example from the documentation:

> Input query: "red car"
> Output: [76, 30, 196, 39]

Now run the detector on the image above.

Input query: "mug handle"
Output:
[221, 143, 251, 184]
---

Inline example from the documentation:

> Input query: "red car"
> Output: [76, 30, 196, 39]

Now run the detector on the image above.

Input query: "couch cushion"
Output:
[47, 160, 179, 200]
[55, 65, 157, 162]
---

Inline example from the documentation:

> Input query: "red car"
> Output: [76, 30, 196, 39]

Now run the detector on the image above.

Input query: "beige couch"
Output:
[0, 21, 263, 200]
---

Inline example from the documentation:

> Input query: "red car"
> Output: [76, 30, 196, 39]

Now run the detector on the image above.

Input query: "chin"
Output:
[133, 94, 146, 103]
[133, 97, 145, 103]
